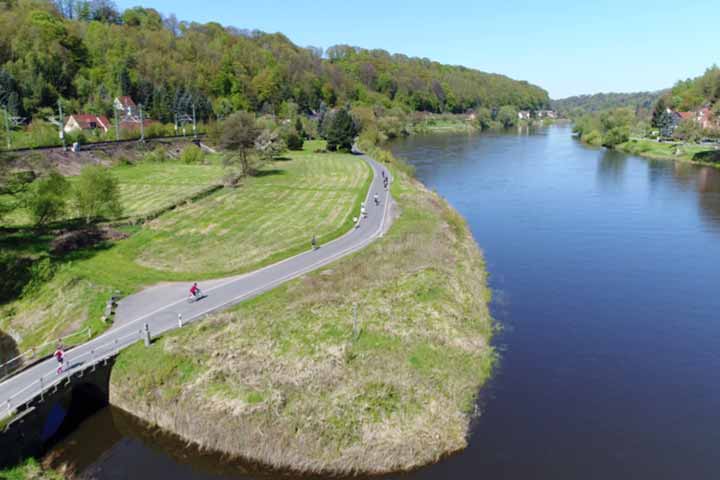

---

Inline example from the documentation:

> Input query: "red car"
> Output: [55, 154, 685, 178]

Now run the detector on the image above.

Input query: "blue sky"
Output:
[115, 0, 719, 99]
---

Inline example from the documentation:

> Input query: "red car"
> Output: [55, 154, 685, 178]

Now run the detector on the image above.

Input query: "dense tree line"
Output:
[552, 91, 665, 118]
[0, 0, 549, 125]
[660, 65, 720, 113]
[569, 66, 720, 148]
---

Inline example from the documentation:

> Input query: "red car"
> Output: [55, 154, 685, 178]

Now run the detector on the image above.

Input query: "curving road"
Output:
[0, 153, 393, 417]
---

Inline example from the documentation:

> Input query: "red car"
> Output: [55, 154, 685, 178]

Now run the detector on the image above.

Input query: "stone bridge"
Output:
[0, 357, 115, 468]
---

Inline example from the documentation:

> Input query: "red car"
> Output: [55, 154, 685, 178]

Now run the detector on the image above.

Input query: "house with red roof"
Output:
[114, 96, 138, 118]
[664, 105, 718, 137]
[63, 114, 110, 134]
[695, 106, 715, 130]
[675, 106, 717, 130]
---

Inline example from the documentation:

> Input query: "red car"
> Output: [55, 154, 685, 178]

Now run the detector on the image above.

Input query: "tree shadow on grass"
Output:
[0, 225, 116, 307]
[0, 329, 20, 366]
[253, 169, 286, 178]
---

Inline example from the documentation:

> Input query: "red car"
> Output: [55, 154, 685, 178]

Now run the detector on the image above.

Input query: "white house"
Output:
[113, 96, 139, 119]
[518, 110, 532, 120]
[63, 114, 110, 134]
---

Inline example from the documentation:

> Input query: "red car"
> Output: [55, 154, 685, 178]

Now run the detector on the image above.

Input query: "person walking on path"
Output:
[54, 345, 65, 375]
[353, 216, 359, 228]
[361, 205, 367, 219]
[311, 234, 318, 250]
[373, 193, 379, 206]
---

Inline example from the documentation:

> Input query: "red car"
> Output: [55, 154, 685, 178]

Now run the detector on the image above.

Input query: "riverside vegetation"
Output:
[569, 65, 720, 166]
[109, 148, 494, 475]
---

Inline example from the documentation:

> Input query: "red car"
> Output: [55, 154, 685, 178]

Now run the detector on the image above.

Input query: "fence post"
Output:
[353, 303, 359, 340]
[143, 323, 151, 347]
[178, 314, 183, 328]
[39, 376, 44, 401]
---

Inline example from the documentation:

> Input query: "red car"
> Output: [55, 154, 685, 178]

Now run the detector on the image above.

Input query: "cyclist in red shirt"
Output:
[54, 346, 65, 375]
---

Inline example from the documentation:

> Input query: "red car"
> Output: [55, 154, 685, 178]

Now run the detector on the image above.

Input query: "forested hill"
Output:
[660, 65, 720, 111]
[552, 90, 665, 117]
[0, 1, 549, 123]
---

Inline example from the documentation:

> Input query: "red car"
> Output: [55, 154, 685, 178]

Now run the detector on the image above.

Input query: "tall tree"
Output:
[73, 165, 122, 223]
[219, 111, 260, 177]
[24, 171, 68, 227]
[324, 107, 357, 151]
[496, 105, 518, 128]
[651, 97, 667, 128]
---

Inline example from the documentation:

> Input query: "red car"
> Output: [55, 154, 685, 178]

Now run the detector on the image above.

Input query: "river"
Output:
[46, 125, 720, 479]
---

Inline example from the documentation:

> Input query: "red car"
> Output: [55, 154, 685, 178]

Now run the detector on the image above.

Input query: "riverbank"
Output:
[574, 131, 720, 168]
[617, 138, 720, 167]
[108, 151, 494, 476]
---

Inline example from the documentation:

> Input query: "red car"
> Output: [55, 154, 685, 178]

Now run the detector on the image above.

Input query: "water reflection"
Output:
[596, 150, 628, 187]
[47, 407, 301, 480]
[696, 167, 720, 231]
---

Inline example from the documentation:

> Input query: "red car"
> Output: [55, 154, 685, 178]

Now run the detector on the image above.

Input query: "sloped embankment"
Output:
[109, 158, 495, 475]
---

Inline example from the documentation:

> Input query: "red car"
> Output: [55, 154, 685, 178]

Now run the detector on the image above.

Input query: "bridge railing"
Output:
[1, 328, 143, 422]
[1, 309, 198, 424]
[0, 327, 93, 383]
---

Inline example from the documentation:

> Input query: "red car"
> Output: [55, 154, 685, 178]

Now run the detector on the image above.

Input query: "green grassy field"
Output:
[415, 117, 477, 134]
[618, 139, 720, 166]
[110, 153, 494, 475]
[135, 147, 369, 273]
[0, 141, 370, 353]
[2, 162, 226, 227]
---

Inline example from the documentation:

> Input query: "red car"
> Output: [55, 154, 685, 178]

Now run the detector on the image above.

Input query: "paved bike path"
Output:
[0, 154, 393, 414]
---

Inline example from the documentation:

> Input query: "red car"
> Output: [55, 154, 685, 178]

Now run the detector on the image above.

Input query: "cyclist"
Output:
[54, 345, 65, 375]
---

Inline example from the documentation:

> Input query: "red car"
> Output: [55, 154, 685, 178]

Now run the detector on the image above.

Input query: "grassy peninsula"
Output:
[109, 152, 494, 475]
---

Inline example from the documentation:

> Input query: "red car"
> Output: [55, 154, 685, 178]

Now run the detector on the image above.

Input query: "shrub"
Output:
[143, 147, 168, 163]
[582, 129, 603, 146]
[23, 171, 69, 227]
[180, 145, 204, 164]
[145, 122, 172, 138]
[73, 165, 122, 222]
[285, 131, 304, 150]
[602, 126, 630, 148]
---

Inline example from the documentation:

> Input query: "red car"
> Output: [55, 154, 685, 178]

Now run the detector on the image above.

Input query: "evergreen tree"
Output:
[651, 97, 667, 128]
[294, 116, 306, 139]
[324, 107, 357, 151]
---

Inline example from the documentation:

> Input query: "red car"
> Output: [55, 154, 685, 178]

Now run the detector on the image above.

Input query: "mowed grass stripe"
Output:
[135, 146, 371, 274]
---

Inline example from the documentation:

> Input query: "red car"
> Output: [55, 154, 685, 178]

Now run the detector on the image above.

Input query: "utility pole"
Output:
[114, 107, 120, 141]
[174, 113, 178, 136]
[3, 108, 10, 150]
[352, 303, 359, 340]
[139, 104, 145, 142]
[192, 103, 197, 141]
[58, 100, 66, 151]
